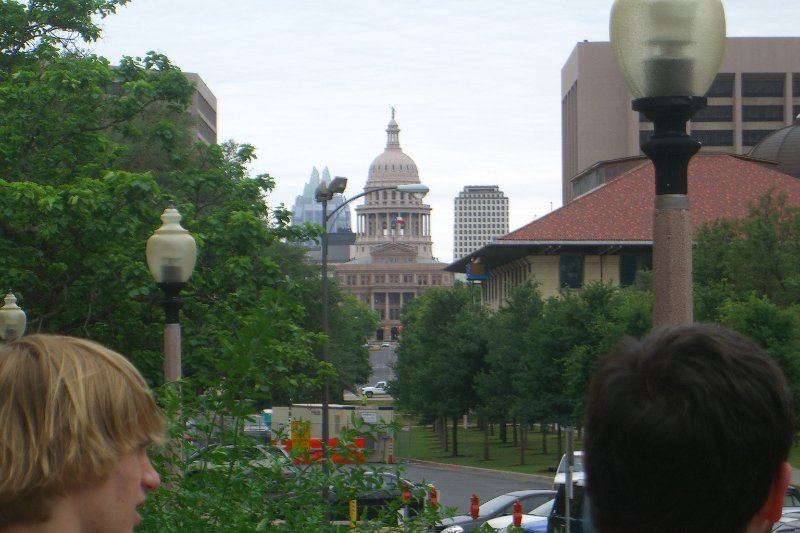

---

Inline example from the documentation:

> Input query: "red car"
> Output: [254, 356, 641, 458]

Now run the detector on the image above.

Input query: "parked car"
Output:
[437, 489, 555, 533]
[552, 450, 584, 486]
[328, 470, 433, 522]
[546, 479, 594, 533]
[785, 485, 800, 513]
[186, 443, 295, 480]
[361, 380, 389, 398]
[491, 498, 554, 532]
[774, 512, 800, 532]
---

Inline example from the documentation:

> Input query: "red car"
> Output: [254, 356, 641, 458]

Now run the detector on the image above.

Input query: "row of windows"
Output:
[342, 274, 442, 286]
[703, 72, 800, 98]
[456, 224, 507, 229]
[455, 205, 508, 211]
[559, 254, 652, 289]
[639, 129, 777, 147]
[647, 104, 790, 124]
[456, 197, 507, 203]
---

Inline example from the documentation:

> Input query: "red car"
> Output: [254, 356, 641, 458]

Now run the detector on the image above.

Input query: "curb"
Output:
[399, 458, 554, 483]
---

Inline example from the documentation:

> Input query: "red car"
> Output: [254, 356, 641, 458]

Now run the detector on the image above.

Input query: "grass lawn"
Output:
[394, 421, 579, 477]
[395, 420, 800, 479]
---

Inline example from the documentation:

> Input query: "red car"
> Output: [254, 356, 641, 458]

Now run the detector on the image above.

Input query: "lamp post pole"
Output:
[315, 179, 429, 465]
[610, 0, 726, 327]
[146, 203, 197, 384]
[319, 192, 331, 459]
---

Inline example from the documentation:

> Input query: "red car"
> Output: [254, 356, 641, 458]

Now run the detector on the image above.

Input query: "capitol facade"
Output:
[333, 111, 453, 341]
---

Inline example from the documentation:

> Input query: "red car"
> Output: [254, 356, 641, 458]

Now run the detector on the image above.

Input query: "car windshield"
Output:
[479, 494, 520, 516]
[528, 499, 554, 517]
[557, 453, 583, 474]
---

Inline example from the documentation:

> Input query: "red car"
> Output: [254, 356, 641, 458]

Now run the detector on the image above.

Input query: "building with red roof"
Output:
[446, 154, 800, 309]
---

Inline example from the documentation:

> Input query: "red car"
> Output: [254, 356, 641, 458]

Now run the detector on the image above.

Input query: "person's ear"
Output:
[758, 461, 791, 522]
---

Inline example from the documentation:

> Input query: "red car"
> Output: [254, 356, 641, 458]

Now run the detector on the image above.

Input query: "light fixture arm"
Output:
[324, 184, 428, 229]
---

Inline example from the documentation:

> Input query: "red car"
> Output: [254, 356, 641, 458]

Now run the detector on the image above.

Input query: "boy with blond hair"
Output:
[0, 334, 164, 532]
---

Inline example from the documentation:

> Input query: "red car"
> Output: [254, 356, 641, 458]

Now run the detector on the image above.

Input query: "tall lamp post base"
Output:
[634, 96, 705, 327]
[157, 281, 186, 383]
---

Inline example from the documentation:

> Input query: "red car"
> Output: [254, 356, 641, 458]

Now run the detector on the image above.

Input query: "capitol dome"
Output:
[366, 111, 420, 187]
[749, 117, 800, 179]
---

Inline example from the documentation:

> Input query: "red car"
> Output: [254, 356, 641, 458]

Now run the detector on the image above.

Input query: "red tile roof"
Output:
[503, 154, 800, 242]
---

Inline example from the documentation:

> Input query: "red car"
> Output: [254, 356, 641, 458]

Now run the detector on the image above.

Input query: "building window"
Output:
[619, 254, 652, 287]
[742, 73, 785, 97]
[692, 105, 733, 122]
[742, 129, 775, 147]
[742, 105, 784, 122]
[374, 274, 385, 283]
[417, 275, 428, 286]
[691, 129, 733, 147]
[559, 255, 583, 289]
[705, 73, 734, 97]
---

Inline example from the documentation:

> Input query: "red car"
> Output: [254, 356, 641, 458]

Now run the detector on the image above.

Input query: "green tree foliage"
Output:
[393, 284, 489, 455]
[695, 191, 800, 312]
[716, 295, 800, 414]
[0, 2, 416, 530]
[477, 280, 544, 426]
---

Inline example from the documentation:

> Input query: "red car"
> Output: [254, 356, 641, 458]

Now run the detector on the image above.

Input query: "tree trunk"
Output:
[512, 417, 518, 447]
[483, 421, 490, 460]
[556, 424, 563, 459]
[541, 423, 549, 455]
[452, 414, 459, 457]
[499, 417, 507, 443]
[519, 425, 527, 465]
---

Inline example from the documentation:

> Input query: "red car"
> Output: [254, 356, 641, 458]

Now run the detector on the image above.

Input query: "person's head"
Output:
[0, 334, 165, 529]
[584, 323, 794, 533]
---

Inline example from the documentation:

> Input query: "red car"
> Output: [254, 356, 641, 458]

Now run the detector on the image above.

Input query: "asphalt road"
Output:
[395, 461, 553, 515]
[367, 344, 396, 385]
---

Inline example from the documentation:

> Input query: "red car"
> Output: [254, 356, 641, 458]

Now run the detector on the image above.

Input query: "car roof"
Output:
[506, 489, 557, 496]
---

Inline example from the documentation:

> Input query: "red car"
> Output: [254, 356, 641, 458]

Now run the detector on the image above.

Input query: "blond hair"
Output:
[0, 334, 165, 526]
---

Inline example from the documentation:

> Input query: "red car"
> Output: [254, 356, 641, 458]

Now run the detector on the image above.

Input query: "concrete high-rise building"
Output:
[184, 73, 217, 145]
[562, 37, 800, 204]
[333, 111, 453, 341]
[453, 185, 509, 261]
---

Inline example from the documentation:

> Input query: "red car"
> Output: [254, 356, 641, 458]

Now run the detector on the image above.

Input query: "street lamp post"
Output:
[610, 0, 726, 327]
[314, 178, 428, 463]
[0, 290, 26, 342]
[146, 203, 197, 383]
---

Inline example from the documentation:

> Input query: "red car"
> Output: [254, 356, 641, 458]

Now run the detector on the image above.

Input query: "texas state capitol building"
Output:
[333, 112, 453, 342]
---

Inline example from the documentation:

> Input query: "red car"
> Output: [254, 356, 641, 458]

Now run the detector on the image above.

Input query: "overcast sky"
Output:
[89, 0, 800, 263]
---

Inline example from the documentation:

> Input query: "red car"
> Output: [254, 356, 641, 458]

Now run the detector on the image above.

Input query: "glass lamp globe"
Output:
[146, 204, 197, 284]
[610, 0, 726, 98]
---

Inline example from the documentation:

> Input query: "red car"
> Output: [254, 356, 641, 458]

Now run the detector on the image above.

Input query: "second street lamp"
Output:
[315, 179, 429, 465]
[610, 0, 726, 327]
[146, 203, 197, 384]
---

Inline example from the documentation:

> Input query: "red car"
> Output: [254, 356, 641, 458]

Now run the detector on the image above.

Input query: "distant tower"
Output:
[291, 166, 354, 262]
[453, 185, 509, 260]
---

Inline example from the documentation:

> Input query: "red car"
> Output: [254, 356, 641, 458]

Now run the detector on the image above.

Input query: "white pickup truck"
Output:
[360, 381, 388, 398]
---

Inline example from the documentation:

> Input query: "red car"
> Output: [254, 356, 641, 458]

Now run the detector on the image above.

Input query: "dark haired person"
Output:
[584, 323, 794, 533]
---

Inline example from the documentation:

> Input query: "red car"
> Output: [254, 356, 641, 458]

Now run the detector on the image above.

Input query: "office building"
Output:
[562, 37, 800, 204]
[453, 185, 509, 261]
[184, 73, 217, 145]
